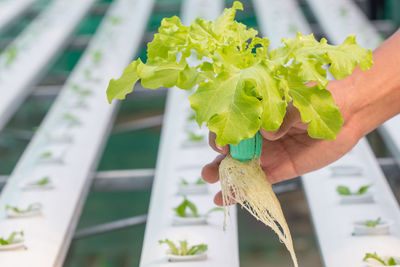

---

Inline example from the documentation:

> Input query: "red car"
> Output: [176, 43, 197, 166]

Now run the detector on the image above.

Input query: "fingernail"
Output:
[216, 145, 224, 151]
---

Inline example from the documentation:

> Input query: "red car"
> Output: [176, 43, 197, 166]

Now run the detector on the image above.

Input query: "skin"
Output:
[202, 30, 400, 206]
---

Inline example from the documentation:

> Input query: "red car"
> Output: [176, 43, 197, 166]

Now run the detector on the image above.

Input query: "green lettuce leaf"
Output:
[106, 1, 373, 145]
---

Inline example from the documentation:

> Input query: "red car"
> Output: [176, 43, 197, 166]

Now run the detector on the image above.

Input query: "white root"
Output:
[219, 156, 298, 267]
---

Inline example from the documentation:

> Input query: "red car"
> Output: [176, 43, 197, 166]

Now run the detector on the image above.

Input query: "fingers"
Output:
[202, 133, 227, 184]
[201, 154, 225, 184]
[260, 104, 302, 141]
[208, 132, 229, 154]
[214, 191, 236, 206]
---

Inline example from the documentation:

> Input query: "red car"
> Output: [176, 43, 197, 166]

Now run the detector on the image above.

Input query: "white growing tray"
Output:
[139, 1, 239, 266]
[303, 140, 400, 267]
[0, 0, 95, 130]
[0, 0, 38, 32]
[0, 0, 154, 266]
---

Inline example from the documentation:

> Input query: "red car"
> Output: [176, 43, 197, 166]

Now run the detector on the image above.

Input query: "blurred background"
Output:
[0, 0, 399, 266]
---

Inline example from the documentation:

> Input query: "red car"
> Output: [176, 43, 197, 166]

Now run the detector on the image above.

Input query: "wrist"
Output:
[344, 63, 400, 138]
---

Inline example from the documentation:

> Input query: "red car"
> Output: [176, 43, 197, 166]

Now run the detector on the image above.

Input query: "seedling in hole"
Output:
[365, 217, 382, 228]
[364, 252, 399, 266]
[174, 197, 199, 218]
[92, 50, 102, 65]
[109, 16, 121, 25]
[340, 7, 348, 17]
[180, 177, 206, 186]
[195, 177, 206, 185]
[4, 45, 18, 67]
[63, 113, 80, 127]
[40, 152, 52, 159]
[5, 203, 42, 214]
[21, 176, 52, 190]
[174, 197, 223, 218]
[187, 131, 204, 142]
[159, 239, 207, 256]
[0, 231, 24, 246]
[70, 84, 92, 97]
[34, 176, 51, 186]
[84, 68, 92, 80]
[336, 184, 372, 196]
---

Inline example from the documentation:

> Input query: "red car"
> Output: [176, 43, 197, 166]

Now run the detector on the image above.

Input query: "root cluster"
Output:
[219, 156, 298, 267]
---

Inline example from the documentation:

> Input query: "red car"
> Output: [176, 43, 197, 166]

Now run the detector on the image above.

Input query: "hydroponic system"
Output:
[0, 0, 399, 267]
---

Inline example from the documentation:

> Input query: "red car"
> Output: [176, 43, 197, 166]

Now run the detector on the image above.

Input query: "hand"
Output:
[202, 78, 363, 206]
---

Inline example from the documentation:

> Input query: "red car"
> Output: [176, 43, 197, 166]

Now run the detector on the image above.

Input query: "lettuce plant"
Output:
[173, 196, 223, 218]
[106, 2, 372, 266]
[159, 239, 207, 256]
[3, 45, 18, 67]
[106, 1, 372, 146]
[33, 176, 51, 186]
[195, 177, 206, 185]
[336, 184, 372, 196]
[40, 152, 52, 159]
[174, 197, 199, 218]
[6, 203, 42, 214]
[187, 131, 205, 142]
[365, 217, 382, 228]
[364, 252, 398, 266]
[0, 231, 24, 246]
[180, 177, 205, 185]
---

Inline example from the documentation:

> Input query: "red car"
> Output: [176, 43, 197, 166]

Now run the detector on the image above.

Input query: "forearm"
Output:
[339, 30, 400, 138]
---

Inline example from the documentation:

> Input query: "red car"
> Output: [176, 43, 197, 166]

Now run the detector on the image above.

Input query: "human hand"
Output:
[202, 78, 363, 206]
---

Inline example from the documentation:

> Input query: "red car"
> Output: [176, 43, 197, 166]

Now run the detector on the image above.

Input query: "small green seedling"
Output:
[364, 252, 398, 266]
[180, 177, 206, 186]
[365, 217, 382, 228]
[174, 197, 199, 218]
[173, 197, 223, 218]
[92, 50, 102, 65]
[84, 68, 92, 80]
[195, 177, 206, 185]
[159, 239, 207, 256]
[0, 231, 24, 246]
[35, 176, 50, 186]
[63, 113, 80, 127]
[187, 131, 205, 142]
[6, 203, 41, 214]
[340, 7, 348, 17]
[70, 84, 92, 97]
[4, 45, 18, 67]
[40, 152, 52, 159]
[336, 184, 372, 196]
[109, 16, 121, 25]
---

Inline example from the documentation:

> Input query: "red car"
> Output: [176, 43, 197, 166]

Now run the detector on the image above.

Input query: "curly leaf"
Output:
[106, 59, 142, 103]
[288, 78, 343, 140]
